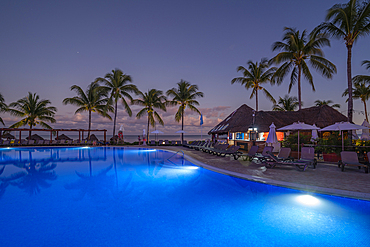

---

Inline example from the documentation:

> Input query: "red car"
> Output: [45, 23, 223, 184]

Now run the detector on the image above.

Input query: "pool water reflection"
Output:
[0, 147, 369, 247]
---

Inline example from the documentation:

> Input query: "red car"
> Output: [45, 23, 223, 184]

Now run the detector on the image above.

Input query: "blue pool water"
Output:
[0, 147, 369, 247]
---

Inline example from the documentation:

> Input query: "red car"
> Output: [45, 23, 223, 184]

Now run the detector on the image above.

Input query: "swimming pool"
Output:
[0, 147, 369, 247]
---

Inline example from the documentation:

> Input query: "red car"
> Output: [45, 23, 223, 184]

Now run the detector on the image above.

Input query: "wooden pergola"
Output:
[0, 128, 107, 142]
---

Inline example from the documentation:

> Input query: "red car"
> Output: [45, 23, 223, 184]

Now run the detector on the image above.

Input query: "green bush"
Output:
[281, 133, 310, 151]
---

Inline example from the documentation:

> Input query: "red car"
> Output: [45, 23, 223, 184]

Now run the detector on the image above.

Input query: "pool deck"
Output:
[150, 145, 370, 201]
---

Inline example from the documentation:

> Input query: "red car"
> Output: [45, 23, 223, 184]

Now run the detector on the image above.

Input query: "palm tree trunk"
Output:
[147, 115, 150, 144]
[363, 100, 369, 123]
[113, 100, 118, 137]
[298, 65, 302, 110]
[181, 106, 184, 143]
[347, 45, 353, 122]
[88, 109, 91, 139]
[255, 89, 258, 111]
[29, 124, 32, 141]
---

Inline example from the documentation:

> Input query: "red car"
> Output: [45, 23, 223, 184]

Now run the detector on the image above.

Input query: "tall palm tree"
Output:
[314, 0, 370, 122]
[353, 60, 370, 84]
[63, 82, 113, 139]
[8, 92, 57, 139]
[272, 95, 299, 111]
[314, 99, 341, 109]
[0, 93, 7, 126]
[95, 69, 138, 137]
[270, 27, 337, 110]
[166, 80, 204, 142]
[343, 82, 370, 122]
[231, 58, 276, 111]
[132, 89, 167, 143]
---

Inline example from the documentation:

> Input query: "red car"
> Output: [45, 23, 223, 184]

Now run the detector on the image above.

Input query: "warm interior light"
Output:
[296, 195, 320, 206]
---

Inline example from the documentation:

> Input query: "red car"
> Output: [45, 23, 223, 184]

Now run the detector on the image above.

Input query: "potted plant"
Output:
[315, 132, 348, 162]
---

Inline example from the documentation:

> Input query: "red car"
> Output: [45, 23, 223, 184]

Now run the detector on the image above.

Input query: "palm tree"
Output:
[314, 99, 341, 109]
[343, 82, 370, 122]
[353, 60, 370, 84]
[231, 58, 276, 111]
[166, 80, 204, 142]
[314, 0, 370, 122]
[95, 69, 138, 137]
[270, 27, 337, 110]
[8, 92, 57, 139]
[0, 93, 7, 126]
[272, 95, 300, 111]
[63, 82, 113, 139]
[132, 89, 167, 143]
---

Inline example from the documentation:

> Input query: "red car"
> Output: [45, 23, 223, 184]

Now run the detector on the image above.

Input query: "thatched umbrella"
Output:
[89, 134, 98, 141]
[56, 134, 72, 140]
[26, 134, 44, 140]
[1, 133, 15, 139]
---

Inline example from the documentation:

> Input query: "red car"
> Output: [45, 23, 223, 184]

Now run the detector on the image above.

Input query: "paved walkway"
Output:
[152, 145, 370, 201]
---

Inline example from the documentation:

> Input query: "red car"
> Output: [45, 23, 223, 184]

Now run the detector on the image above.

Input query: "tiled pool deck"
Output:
[155, 146, 370, 201]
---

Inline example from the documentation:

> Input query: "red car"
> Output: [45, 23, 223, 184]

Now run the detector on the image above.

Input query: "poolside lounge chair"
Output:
[275, 147, 293, 162]
[44, 140, 51, 145]
[1, 140, 10, 146]
[51, 140, 58, 145]
[210, 144, 229, 155]
[218, 145, 242, 160]
[21, 139, 28, 145]
[36, 140, 44, 145]
[299, 147, 317, 169]
[65, 140, 72, 145]
[164, 140, 170, 145]
[253, 146, 274, 163]
[264, 151, 309, 171]
[150, 140, 156, 146]
[339, 151, 369, 173]
[182, 140, 187, 145]
[72, 140, 80, 145]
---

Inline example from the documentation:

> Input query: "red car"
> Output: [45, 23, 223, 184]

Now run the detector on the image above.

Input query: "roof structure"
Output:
[208, 104, 348, 135]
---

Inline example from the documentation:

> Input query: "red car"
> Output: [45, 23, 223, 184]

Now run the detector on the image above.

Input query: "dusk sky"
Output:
[1, 0, 370, 136]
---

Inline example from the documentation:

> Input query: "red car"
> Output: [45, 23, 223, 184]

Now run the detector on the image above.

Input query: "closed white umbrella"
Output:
[278, 122, 320, 158]
[265, 122, 278, 145]
[319, 122, 369, 150]
[311, 124, 319, 142]
[361, 120, 370, 140]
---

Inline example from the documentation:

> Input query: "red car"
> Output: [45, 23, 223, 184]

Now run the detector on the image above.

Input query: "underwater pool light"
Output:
[296, 195, 320, 206]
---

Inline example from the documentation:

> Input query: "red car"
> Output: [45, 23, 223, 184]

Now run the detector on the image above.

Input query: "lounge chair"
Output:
[182, 140, 187, 146]
[210, 144, 229, 155]
[164, 140, 170, 145]
[265, 151, 309, 171]
[150, 140, 157, 146]
[253, 146, 274, 163]
[21, 139, 28, 145]
[299, 147, 317, 169]
[65, 140, 72, 145]
[275, 147, 293, 162]
[51, 140, 58, 145]
[339, 151, 369, 173]
[44, 140, 51, 145]
[158, 140, 164, 145]
[36, 140, 44, 145]
[72, 140, 80, 145]
[218, 145, 242, 160]
[1, 140, 10, 146]
[193, 141, 206, 150]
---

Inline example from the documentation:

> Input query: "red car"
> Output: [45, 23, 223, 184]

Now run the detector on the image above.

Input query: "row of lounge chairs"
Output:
[148, 140, 186, 146]
[246, 146, 317, 172]
[247, 145, 369, 173]
[0, 139, 100, 146]
[185, 141, 243, 160]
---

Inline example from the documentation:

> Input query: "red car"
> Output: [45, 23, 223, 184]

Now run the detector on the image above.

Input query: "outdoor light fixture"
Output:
[296, 195, 320, 206]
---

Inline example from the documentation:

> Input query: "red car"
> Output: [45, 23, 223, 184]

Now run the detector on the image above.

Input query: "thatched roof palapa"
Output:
[208, 104, 348, 135]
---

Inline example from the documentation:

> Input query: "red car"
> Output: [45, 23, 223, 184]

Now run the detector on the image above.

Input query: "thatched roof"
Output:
[26, 134, 44, 140]
[208, 104, 348, 134]
[56, 134, 72, 140]
[89, 134, 98, 141]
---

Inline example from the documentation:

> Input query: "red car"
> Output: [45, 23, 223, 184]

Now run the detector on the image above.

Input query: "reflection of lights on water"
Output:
[141, 149, 156, 152]
[296, 195, 320, 206]
[82, 146, 90, 149]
